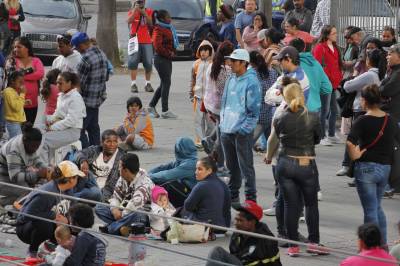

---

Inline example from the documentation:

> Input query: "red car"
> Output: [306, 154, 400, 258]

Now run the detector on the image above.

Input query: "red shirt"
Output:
[128, 8, 153, 44]
[313, 42, 343, 89]
[45, 84, 59, 115]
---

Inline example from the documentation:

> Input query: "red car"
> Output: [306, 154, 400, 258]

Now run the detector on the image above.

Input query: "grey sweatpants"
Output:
[39, 128, 81, 165]
[206, 246, 242, 266]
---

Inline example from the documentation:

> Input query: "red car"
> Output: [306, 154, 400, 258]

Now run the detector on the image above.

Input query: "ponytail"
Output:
[283, 83, 306, 113]
[41, 68, 61, 101]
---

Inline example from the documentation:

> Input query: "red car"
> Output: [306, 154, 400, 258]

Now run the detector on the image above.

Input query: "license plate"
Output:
[32, 41, 57, 49]
[177, 43, 185, 51]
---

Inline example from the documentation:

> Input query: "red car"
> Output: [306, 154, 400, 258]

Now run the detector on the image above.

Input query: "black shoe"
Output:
[201, 138, 214, 154]
[348, 180, 356, 187]
[99, 225, 109, 234]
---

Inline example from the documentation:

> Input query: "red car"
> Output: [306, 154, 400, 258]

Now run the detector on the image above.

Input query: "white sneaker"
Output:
[263, 208, 276, 216]
[318, 191, 323, 201]
[327, 135, 342, 144]
[161, 110, 178, 119]
[319, 138, 333, 146]
[336, 166, 349, 176]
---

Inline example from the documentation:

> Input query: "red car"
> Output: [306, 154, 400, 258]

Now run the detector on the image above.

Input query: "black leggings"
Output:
[24, 107, 38, 125]
[150, 55, 172, 113]
[16, 220, 56, 253]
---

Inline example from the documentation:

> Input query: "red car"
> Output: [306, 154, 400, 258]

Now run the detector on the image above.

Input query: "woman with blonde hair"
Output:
[268, 82, 326, 257]
[0, 0, 24, 54]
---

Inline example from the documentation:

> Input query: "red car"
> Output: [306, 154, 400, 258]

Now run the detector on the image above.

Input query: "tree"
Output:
[96, 0, 120, 65]
[259, 0, 272, 28]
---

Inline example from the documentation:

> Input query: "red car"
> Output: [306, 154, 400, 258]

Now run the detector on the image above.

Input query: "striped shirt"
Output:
[311, 0, 331, 37]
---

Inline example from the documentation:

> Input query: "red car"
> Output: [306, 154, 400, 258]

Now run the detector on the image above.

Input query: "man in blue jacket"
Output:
[220, 49, 261, 203]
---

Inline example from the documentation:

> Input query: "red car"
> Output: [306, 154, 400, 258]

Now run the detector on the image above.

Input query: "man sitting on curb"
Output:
[95, 153, 154, 236]
[206, 200, 282, 266]
[74, 129, 125, 202]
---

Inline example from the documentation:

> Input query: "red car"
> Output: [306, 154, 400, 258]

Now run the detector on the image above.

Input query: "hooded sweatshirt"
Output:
[148, 137, 197, 188]
[190, 40, 214, 98]
[220, 67, 261, 135]
[299, 52, 332, 112]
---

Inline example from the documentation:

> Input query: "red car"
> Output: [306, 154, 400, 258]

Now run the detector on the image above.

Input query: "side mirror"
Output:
[83, 14, 92, 20]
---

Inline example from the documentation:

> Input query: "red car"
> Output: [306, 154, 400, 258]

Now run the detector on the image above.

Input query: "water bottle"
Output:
[128, 222, 147, 266]
[0, 239, 13, 248]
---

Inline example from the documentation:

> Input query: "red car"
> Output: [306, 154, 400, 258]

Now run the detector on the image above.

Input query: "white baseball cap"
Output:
[224, 49, 250, 63]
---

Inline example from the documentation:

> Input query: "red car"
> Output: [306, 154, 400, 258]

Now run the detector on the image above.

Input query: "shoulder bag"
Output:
[128, 15, 142, 56]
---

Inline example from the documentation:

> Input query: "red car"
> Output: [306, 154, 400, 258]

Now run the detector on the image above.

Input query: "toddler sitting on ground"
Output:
[45, 225, 75, 266]
[150, 186, 176, 234]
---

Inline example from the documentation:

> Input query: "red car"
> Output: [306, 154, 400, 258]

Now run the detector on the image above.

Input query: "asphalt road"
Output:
[0, 12, 399, 266]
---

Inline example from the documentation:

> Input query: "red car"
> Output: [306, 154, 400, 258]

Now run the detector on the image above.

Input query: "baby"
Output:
[150, 186, 176, 234]
[45, 225, 76, 266]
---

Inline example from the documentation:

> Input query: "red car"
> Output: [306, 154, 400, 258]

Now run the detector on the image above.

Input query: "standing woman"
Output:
[148, 9, 178, 118]
[40, 72, 86, 164]
[271, 83, 326, 257]
[249, 50, 278, 149]
[6, 37, 44, 124]
[282, 18, 314, 48]
[0, 0, 24, 55]
[242, 11, 268, 52]
[347, 84, 399, 246]
[313, 25, 343, 146]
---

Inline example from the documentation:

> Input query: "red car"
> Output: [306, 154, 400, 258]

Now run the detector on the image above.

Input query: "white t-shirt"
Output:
[51, 50, 82, 73]
[92, 151, 118, 188]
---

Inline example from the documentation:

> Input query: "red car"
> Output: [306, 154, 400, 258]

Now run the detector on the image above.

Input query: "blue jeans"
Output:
[221, 132, 256, 201]
[355, 161, 390, 244]
[80, 107, 100, 148]
[5, 121, 21, 139]
[320, 92, 338, 138]
[277, 156, 320, 245]
[73, 173, 102, 203]
[95, 204, 148, 235]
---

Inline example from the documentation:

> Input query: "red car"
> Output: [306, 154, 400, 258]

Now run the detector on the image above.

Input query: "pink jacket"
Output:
[340, 248, 397, 266]
[44, 84, 59, 115]
[16, 57, 45, 109]
[242, 26, 260, 52]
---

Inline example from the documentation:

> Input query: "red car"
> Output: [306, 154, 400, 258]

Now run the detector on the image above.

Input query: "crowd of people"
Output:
[0, 0, 398, 265]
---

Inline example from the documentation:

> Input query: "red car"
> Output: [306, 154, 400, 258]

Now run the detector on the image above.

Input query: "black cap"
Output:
[273, 46, 299, 61]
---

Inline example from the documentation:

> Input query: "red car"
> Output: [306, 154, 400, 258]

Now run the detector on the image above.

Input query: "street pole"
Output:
[259, 0, 272, 28]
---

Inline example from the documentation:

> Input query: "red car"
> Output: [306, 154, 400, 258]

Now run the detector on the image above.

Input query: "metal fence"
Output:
[332, 0, 400, 47]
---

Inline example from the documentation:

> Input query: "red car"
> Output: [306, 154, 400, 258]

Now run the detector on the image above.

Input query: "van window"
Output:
[21, 0, 77, 19]
[146, 0, 203, 20]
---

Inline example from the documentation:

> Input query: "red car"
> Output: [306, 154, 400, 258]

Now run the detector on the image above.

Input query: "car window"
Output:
[351, 0, 393, 16]
[146, 0, 203, 19]
[20, 0, 77, 19]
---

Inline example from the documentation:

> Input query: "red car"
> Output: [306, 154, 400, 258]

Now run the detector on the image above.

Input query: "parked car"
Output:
[19, 0, 91, 57]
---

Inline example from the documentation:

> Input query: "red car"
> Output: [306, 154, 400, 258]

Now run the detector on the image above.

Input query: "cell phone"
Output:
[23, 67, 34, 75]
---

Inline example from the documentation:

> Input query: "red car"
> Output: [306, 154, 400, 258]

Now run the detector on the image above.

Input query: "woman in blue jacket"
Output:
[183, 156, 231, 228]
[149, 137, 197, 207]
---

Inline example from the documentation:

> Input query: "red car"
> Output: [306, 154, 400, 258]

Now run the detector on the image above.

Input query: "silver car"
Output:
[20, 0, 91, 57]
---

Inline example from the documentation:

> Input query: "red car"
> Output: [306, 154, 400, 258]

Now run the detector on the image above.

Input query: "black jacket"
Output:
[63, 232, 107, 266]
[274, 108, 321, 157]
[230, 222, 281, 266]
[75, 145, 125, 201]
[380, 64, 400, 122]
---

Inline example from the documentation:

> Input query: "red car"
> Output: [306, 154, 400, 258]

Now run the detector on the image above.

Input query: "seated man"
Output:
[64, 203, 107, 265]
[95, 153, 154, 236]
[74, 129, 125, 201]
[116, 96, 154, 151]
[148, 137, 197, 208]
[206, 200, 282, 266]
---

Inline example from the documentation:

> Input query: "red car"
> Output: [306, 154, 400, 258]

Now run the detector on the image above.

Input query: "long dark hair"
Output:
[14, 37, 34, 57]
[366, 49, 386, 80]
[41, 68, 61, 101]
[59, 71, 80, 88]
[265, 28, 285, 44]
[318, 25, 343, 69]
[249, 50, 269, 80]
[152, 9, 170, 24]
[250, 11, 268, 30]
[6, 70, 23, 88]
[210, 41, 234, 81]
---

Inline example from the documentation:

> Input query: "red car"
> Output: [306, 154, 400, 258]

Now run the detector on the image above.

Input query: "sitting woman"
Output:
[40, 71, 86, 165]
[0, 123, 49, 207]
[283, 17, 314, 48]
[183, 157, 231, 228]
[16, 161, 82, 258]
[116, 96, 154, 151]
[340, 223, 396, 266]
[148, 137, 197, 207]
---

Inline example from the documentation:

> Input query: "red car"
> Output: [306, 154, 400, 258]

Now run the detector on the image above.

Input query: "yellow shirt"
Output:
[3, 87, 26, 123]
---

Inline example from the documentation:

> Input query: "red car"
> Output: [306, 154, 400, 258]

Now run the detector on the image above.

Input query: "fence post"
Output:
[330, 0, 338, 26]
[259, 0, 272, 28]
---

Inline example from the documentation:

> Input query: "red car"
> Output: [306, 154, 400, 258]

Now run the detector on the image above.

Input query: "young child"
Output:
[3, 70, 26, 138]
[43, 225, 76, 266]
[150, 186, 176, 234]
[116, 96, 154, 151]
[190, 40, 214, 148]
[41, 68, 61, 116]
